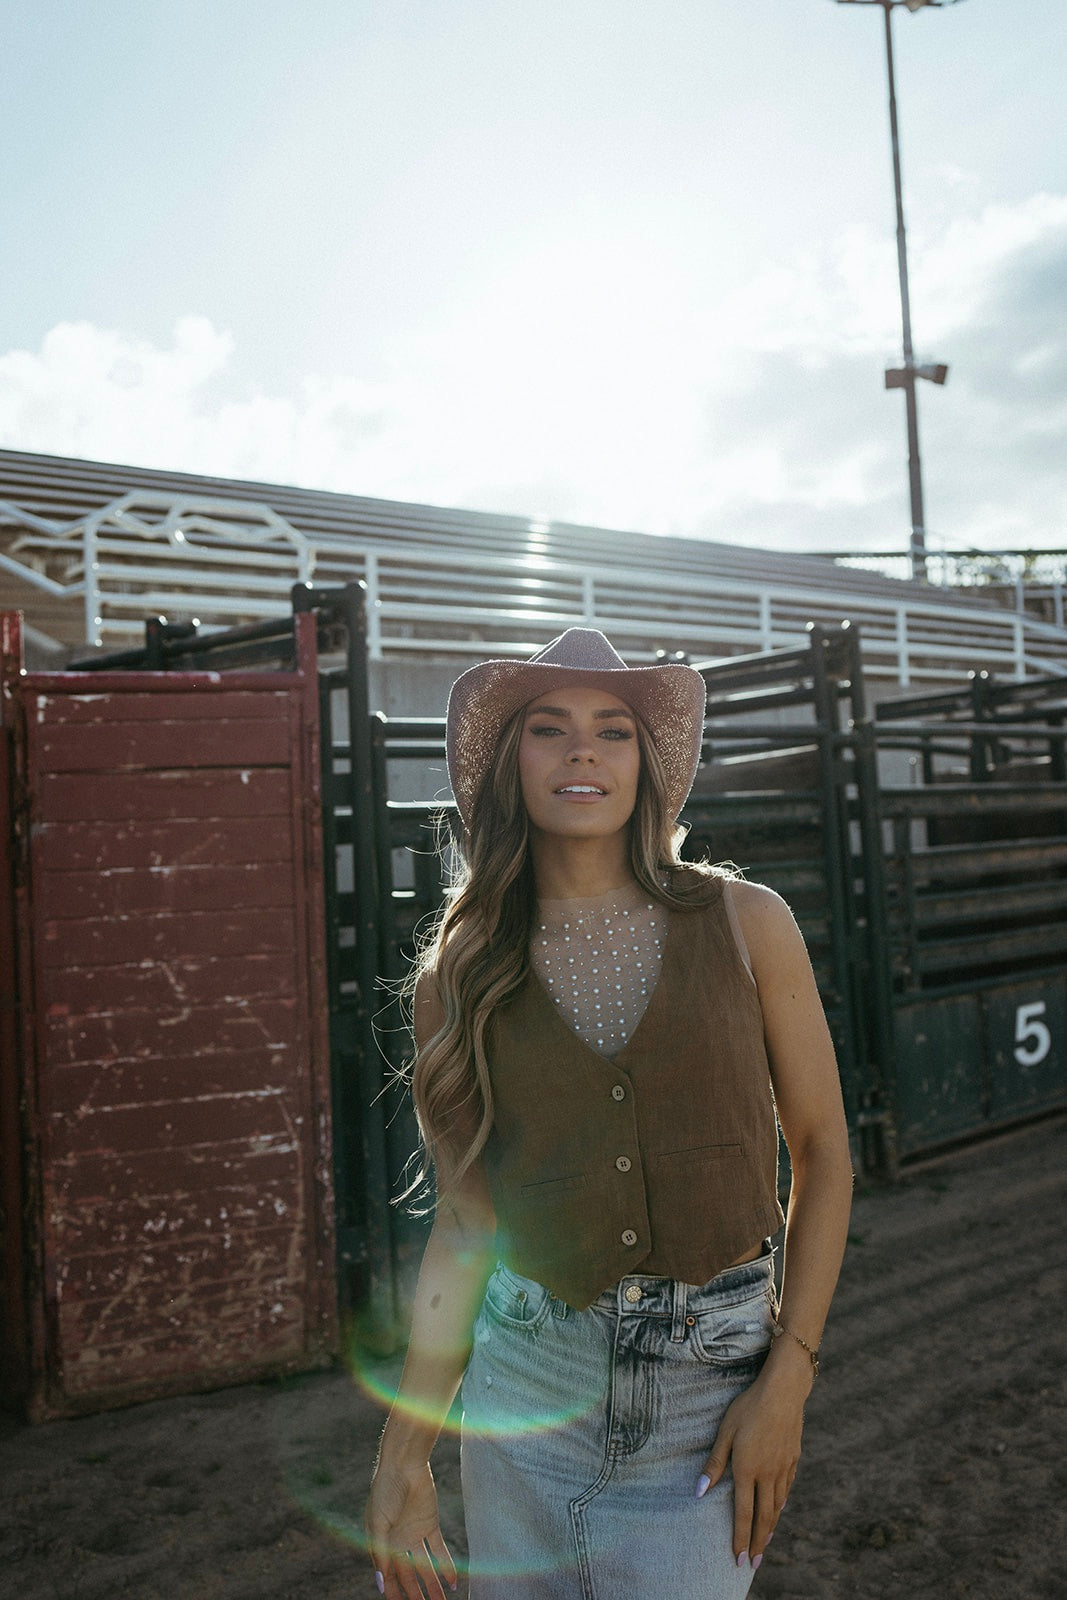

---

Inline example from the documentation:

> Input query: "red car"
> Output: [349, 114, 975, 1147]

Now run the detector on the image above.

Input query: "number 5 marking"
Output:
[1014, 1001, 1051, 1067]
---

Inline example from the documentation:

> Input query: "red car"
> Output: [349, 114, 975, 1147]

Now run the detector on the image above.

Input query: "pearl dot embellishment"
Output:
[531, 886, 668, 1059]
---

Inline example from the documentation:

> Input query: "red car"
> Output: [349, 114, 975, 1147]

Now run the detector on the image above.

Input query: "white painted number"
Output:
[1014, 1001, 1051, 1068]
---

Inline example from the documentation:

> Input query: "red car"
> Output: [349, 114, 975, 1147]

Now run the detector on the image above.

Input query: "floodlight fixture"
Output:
[885, 363, 949, 389]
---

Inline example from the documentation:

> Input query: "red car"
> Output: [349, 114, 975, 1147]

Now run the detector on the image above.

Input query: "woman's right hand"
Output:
[365, 1456, 458, 1600]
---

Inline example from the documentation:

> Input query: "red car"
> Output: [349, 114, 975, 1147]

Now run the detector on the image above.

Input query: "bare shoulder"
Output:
[726, 878, 799, 938]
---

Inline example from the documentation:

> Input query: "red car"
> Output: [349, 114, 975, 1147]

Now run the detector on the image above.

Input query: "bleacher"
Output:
[2, 446, 1066, 685]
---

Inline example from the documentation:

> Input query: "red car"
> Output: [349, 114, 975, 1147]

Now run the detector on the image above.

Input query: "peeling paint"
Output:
[12, 656, 336, 1415]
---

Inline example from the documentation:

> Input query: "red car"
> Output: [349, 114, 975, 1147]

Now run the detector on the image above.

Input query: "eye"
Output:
[599, 726, 634, 740]
[528, 723, 564, 737]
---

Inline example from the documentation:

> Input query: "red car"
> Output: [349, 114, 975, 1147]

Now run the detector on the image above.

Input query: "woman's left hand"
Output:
[697, 1353, 812, 1571]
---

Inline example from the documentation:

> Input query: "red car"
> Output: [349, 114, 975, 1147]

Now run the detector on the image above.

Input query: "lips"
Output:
[554, 784, 607, 795]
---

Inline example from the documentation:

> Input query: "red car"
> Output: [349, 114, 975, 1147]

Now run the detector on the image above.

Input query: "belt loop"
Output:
[552, 1294, 570, 1320]
[671, 1279, 687, 1342]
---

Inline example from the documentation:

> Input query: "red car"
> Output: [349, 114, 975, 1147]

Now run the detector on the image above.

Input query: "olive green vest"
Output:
[483, 872, 785, 1309]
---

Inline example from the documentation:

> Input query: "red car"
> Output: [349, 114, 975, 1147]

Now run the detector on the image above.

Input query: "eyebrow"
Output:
[525, 703, 635, 721]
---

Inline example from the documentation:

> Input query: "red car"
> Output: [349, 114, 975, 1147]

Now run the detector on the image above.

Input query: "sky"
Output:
[1, 0, 1065, 561]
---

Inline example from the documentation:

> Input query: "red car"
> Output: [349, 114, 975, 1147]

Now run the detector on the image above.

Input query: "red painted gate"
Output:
[0, 611, 336, 1418]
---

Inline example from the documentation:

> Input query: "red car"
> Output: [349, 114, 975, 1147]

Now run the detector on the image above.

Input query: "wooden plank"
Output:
[901, 837, 1067, 885]
[58, 1301, 307, 1394]
[914, 921, 1067, 973]
[31, 689, 292, 726]
[40, 1045, 299, 1110]
[34, 718, 291, 771]
[37, 861, 295, 920]
[880, 784, 1067, 819]
[45, 1091, 301, 1158]
[37, 952, 295, 1013]
[39, 908, 296, 967]
[35, 817, 294, 871]
[48, 1176, 306, 1256]
[55, 1223, 302, 1301]
[914, 882, 1067, 925]
[42, 1001, 298, 1072]
[39, 767, 291, 822]
[47, 1140, 301, 1207]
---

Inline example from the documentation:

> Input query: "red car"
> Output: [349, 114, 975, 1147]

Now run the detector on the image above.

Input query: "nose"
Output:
[565, 733, 597, 763]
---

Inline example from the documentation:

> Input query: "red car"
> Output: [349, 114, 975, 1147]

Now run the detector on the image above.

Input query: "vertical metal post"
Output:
[842, 623, 898, 1176]
[291, 580, 397, 1348]
[84, 514, 101, 647]
[882, 0, 928, 582]
[895, 606, 910, 687]
[582, 571, 596, 625]
[808, 628, 861, 1126]
[759, 592, 773, 652]
[364, 553, 382, 662]
[339, 581, 397, 1345]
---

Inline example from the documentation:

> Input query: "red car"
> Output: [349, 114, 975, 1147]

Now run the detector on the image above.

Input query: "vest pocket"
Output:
[652, 1142, 743, 1167]
[520, 1173, 587, 1195]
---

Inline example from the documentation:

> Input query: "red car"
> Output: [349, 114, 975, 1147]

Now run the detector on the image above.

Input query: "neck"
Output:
[528, 832, 635, 901]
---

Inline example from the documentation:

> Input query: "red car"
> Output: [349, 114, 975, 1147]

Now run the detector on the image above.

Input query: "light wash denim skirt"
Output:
[460, 1249, 777, 1599]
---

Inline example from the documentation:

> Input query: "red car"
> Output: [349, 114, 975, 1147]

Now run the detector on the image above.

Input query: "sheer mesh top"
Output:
[531, 876, 753, 1061]
[531, 880, 668, 1060]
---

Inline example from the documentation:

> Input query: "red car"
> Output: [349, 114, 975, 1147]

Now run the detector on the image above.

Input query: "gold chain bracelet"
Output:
[771, 1320, 820, 1377]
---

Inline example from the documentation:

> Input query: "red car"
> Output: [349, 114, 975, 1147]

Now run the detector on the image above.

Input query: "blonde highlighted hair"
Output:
[402, 703, 721, 1195]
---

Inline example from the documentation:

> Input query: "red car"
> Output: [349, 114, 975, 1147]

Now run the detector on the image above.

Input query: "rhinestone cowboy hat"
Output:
[446, 628, 707, 827]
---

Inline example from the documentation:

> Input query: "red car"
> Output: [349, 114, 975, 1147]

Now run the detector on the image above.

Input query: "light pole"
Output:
[834, 0, 963, 582]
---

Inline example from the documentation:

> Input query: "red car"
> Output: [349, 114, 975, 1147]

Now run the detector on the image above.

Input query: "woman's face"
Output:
[518, 685, 641, 841]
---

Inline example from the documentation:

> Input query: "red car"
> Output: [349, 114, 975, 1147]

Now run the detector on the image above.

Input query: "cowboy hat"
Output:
[445, 628, 706, 826]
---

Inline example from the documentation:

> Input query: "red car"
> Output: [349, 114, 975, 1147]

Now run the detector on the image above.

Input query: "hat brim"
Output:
[446, 656, 706, 827]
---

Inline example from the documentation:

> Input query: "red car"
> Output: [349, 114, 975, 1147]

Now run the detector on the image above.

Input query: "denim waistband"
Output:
[592, 1242, 776, 1320]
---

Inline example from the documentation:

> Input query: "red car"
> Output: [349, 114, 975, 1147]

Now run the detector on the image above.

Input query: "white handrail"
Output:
[2, 491, 1066, 682]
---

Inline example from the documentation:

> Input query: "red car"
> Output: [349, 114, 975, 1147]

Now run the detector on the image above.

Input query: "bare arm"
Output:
[700, 881, 854, 1571]
[365, 981, 497, 1600]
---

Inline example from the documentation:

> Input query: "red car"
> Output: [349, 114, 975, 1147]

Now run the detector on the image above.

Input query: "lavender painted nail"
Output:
[375, 1573, 385, 1595]
[695, 1473, 711, 1498]
[752, 1553, 763, 1572]
[737, 1550, 749, 1569]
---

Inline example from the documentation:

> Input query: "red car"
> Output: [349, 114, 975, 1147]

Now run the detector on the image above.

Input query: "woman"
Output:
[365, 628, 853, 1599]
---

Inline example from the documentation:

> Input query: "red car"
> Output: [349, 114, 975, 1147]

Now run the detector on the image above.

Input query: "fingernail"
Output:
[737, 1550, 749, 1569]
[767, 1531, 774, 1545]
[375, 1573, 385, 1595]
[752, 1553, 763, 1571]
[695, 1473, 711, 1498]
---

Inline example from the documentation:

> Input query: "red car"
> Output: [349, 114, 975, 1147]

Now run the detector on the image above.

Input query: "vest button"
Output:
[611, 1084, 626, 1101]
[621, 1228, 638, 1247]
[615, 1155, 632, 1172]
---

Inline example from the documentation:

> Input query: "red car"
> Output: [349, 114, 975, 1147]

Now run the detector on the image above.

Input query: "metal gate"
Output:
[0, 609, 336, 1417]
[874, 673, 1067, 1155]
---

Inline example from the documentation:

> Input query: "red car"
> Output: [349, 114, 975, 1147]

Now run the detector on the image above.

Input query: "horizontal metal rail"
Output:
[5, 487, 1067, 684]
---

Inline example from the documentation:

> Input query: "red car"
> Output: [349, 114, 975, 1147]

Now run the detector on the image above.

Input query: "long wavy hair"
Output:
[403, 699, 722, 1195]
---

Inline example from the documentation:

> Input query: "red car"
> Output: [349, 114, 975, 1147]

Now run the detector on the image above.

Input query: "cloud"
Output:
[0, 192, 1064, 556]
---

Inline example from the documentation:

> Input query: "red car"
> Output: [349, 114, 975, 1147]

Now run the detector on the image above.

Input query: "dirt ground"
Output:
[2, 1113, 1065, 1600]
